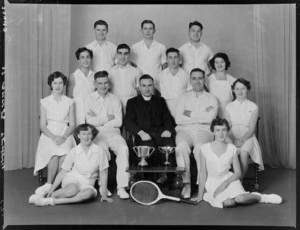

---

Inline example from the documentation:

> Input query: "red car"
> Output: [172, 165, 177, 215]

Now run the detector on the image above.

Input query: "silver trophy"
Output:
[133, 146, 155, 167]
[158, 146, 175, 166]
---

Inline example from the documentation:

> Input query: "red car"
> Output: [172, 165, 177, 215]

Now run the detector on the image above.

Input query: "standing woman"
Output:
[207, 53, 236, 118]
[67, 47, 95, 125]
[34, 71, 76, 195]
[224, 78, 264, 179]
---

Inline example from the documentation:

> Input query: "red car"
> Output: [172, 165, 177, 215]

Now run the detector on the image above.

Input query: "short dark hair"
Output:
[189, 21, 203, 30]
[47, 71, 67, 90]
[117, 44, 130, 53]
[73, 123, 99, 142]
[75, 47, 93, 60]
[166, 47, 180, 56]
[94, 20, 108, 29]
[141, 20, 155, 29]
[139, 74, 154, 83]
[94, 71, 109, 80]
[231, 78, 251, 100]
[210, 117, 230, 132]
[190, 68, 205, 77]
[209, 53, 231, 71]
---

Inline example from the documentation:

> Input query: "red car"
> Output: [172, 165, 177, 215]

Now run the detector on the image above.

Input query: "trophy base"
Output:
[138, 161, 148, 167]
[164, 162, 171, 167]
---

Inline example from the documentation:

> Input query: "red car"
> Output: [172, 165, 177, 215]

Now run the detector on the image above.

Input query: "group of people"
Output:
[28, 19, 282, 208]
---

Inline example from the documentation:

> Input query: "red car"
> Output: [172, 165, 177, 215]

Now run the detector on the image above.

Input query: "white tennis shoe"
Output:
[29, 194, 44, 204]
[35, 183, 52, 195]
[117, 188, 129, 199]
[252, 192, 282, 204]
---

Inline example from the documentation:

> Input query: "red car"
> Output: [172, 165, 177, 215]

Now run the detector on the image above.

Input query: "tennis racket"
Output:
[130, 180, 198, 205]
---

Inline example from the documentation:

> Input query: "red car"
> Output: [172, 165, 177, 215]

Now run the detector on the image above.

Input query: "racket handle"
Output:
[179, 198, 198, 205]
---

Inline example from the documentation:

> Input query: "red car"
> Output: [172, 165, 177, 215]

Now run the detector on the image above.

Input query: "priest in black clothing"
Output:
[124, 74, 176, 183]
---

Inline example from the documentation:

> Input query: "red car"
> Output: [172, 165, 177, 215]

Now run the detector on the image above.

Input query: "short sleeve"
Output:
[40, 97, 49, 109]
[61, 148, 76, 171]
[160, 44, 167, 64]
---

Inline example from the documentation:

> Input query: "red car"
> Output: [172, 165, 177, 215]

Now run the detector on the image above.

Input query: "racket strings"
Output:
[131, 183, 159, 204]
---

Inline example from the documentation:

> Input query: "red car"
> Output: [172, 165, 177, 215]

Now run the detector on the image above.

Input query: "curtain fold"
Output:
[253, 4, 296, 169]
[5, 3, 71, 170]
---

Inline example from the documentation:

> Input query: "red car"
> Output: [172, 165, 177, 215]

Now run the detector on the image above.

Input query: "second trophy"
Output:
[158, 146, 175, 167]
[133, 146, 155, 167]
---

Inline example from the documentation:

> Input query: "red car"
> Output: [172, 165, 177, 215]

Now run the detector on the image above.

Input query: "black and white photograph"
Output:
[1, 2, 297, 229]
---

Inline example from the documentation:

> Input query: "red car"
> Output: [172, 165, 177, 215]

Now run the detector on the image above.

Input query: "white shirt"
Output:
[109, 64, 141, 97]
[179, 41, 213, 74]
[40, 94, 74, 124]
[86, 40, 116, 72]
[131, 39, 166, 80]
[84, 91, 122, 130]
[225, 99, 258, 127]
[156, 67, 191, 100]
[175, 91, 218, 131]
[72, 68, 95, 99]
[62, 143, 109, 182]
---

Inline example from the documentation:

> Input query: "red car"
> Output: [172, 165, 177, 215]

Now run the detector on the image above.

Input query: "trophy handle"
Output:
[148, 147, 155, 157]
[133, 146, 139, 156]
[158, 146, 163, 153]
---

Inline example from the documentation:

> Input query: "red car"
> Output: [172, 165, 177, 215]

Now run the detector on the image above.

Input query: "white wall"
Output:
[69, 4, 257, 100]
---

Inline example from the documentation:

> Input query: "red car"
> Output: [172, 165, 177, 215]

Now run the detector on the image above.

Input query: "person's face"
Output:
[190, 71, 205, 92]
[51, 77, 64, 94]
[188, 25, 202, 43]
[214, 57, 226, 72]
[78, 51, 92, 69]
[141, 23, 155, 40]
[78, 127, 93, 147]
[167, 52, 180, 69]
[94, 25, 108, 41]
[94, 76, 110, 95]
[233, 82, 248, 100]
[213, 125, 228, 142]
[117, 48, 130, 67]
[139, 78, 154, 97]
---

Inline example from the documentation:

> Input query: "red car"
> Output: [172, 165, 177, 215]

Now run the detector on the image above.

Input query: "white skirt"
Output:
[33, 122, 75, 175]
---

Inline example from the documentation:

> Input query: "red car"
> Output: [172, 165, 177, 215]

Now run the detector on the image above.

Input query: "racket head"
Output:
[130, 180, 162, 205]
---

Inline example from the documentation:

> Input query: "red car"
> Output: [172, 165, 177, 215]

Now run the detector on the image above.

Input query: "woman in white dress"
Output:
[67, 47, 95, 125]
[207, 53, 236, 118]
[34, 71, 76, 195]
[224, 78, 264, 179]
[192, 118, 282, 208]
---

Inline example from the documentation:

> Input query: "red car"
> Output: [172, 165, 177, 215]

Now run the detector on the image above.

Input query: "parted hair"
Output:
[75, 47, 93, 60]
[166, 47, 180, 56]
[139, 74, 154, 83]
[47, 71, 67, 90]
[94, 70, 109, 80]
[73, 123, 99, 142]
[209, 52, 231, 71]
[141, 20, 155, 29]
[189, 21, 203, 30]
[94, 20, 108, 29]
[210, 117, 231, 132]
[117, 44, 131, 53]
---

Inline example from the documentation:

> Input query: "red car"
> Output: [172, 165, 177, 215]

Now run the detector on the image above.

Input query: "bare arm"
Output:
[61, 102, 76, 139]
[66, 74, 75, 98]
[240, 106, 259, 143]
[99, 168, 113, 203]
[193, 149, 207, 202]
[40, 103, 56, 141]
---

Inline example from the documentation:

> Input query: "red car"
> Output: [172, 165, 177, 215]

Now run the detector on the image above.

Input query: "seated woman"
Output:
[33, 71, 76, 195]
[67, 47, 95, 126]
[207, 53, 236, 118]
[224, 78, 264, 178]
[29, 123, 113, 206]
[192, 118, 282, 208]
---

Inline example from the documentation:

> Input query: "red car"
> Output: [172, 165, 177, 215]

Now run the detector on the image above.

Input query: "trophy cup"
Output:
[158, 146, 175, 167]
[133, 146, 155, 167]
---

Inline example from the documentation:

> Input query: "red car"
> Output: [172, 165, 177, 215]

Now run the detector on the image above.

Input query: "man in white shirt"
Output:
[86, 20, 116, 72]
[179, 21, 213, 76]
[84, 71, 130, 199]
[109, 44, 142, 111]
[131, 20, 167, 84]
[156, 47, 191, 117]
[175, 68, 218, 198]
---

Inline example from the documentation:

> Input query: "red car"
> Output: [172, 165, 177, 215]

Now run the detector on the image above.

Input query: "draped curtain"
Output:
[253, 4, 296, 169]
[5, 3, 71, 170]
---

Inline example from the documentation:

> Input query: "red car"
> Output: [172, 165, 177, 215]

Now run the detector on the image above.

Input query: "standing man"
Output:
[156, 47, 191, 118]
[124, 74, 175, 183]
[109, 44, 142, 111]
[131, 20, 167, 85]
[175, 68, 218, 198]
[84, 71, 130, 199]
[179, 21, 213, 76]
[86, 20, 116, 72]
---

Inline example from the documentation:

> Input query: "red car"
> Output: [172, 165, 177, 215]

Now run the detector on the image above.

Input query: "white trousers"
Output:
[175, 128, 213, 184]
[93, 128, 129, 189]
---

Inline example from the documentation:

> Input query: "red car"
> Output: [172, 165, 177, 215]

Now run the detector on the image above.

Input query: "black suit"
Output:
[124, 94, 176, 167]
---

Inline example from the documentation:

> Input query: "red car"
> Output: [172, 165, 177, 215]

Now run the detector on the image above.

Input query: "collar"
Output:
[91, 91, 110, 100]
[187, 41, 203, 49]
[94, 40, 108, 47]
[191, 90, 206, 98]
[167, 67, 181, 76]
[142, 95, 152, 101]
[233, 99, 248, 105]
[142, 39, 156, 48]
[76, 143, 98, 156]
[116, 63, 131, 69]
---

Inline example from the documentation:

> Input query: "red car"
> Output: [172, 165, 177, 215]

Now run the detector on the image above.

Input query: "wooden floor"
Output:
[3, 166, 296, 229]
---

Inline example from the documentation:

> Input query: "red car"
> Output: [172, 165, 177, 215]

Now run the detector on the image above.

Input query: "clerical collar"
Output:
[142, 95, 152, 101]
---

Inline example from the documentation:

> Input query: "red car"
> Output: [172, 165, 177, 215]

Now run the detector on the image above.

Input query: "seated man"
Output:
[84, 71, 130, 199]
[124, 74, 175, 182]
[175, 68, 218, 198]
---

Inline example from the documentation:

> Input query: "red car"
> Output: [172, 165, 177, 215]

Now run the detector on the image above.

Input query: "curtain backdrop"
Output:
[253, 4, 296, 169]
[5, 3, 71, 170]
[4, 4, 296, 170]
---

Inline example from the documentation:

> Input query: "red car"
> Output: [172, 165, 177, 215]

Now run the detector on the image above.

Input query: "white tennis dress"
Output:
[33, 94, 76, 176]
[201, 143, 248, 208]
